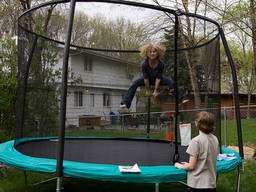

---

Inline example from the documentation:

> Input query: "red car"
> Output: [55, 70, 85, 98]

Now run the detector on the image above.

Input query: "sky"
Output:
[75, 1, 158, 24]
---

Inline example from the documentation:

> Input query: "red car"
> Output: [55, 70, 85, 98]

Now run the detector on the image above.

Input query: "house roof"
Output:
[58, 44, 139, 67]
[221, 86, 256, 95]
[69, 82, 129, 91]
[76, 48, 138, 66]
[221, 92, 256, 96]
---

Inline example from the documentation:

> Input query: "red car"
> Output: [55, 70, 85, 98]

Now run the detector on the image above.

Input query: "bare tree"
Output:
[151, 0, 217, 108]
[204, 0, 256, 73]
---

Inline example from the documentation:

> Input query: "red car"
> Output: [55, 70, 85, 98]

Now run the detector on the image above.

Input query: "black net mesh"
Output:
[16, 28, 61, 139]
[15, 1, 221, 161]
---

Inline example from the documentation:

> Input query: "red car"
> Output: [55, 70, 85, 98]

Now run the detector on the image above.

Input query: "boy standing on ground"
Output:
[175, 111, 219, 192]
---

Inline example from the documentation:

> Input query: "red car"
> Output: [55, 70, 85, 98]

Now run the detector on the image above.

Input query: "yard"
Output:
[0, 118, 255, 192]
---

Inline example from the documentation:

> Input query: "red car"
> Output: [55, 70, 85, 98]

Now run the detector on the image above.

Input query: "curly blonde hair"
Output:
[195, 111, 216, 134]
[139, 43, 166, 60]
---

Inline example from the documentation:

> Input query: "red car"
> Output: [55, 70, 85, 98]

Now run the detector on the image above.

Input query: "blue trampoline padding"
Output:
[0, 139, 242, 183]
[217, 147, 242, 174]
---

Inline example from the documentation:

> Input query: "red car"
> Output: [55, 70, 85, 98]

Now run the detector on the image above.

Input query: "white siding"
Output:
[59, 50, 139, 127]
[70, 54, 133, 89]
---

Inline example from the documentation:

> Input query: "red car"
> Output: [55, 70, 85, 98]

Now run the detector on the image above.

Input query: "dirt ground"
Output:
[228, 143, 256, 160]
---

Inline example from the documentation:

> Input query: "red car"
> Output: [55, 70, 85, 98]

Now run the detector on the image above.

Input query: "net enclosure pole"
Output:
[56, 0, 76, 190]
[147, 96, 151, 138]
[173, 13, 180, 163]
[219, 28, 244, 160]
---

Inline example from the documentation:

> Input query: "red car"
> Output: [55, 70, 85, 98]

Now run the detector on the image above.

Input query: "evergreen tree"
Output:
[161, 28, 192, 94]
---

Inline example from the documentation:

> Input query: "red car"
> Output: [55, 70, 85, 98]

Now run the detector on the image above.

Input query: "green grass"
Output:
[221, 118, 256, 146]
[65, 127, 166, 139]
[0, 161, 255, 192]
[0, 169, 189, 192]
[0, 118, 255, 191]
[217, 161, 256, 192]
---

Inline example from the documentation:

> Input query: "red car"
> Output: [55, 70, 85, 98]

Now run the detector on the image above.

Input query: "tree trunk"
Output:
[184, 49, 201, 108]
[247, 93, 251, 119]
[179, 0, 202, 109]
[249, 0, 256, 73]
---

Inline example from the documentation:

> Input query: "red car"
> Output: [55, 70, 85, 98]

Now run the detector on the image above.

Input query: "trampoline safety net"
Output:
[16, 1, 221, 165]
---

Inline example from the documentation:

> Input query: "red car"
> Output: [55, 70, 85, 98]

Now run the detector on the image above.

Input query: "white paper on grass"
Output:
[179, 123, 191, 146]
[119, 163, 141, 173]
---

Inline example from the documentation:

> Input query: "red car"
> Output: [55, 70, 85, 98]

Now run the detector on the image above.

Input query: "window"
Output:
[74, 91, 83, 107]
[103, 93, 110, 107]
[84, 56, 92, 71]
[90, 94, 94, 107]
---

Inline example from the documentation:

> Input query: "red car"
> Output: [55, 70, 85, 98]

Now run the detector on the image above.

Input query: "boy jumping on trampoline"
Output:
[120, 43, 189, 109]
[175, 111, 219, 192]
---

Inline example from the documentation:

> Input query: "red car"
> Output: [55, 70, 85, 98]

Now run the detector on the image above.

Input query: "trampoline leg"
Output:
[56, 177, 62, 192]
[236, 164, 244, 192]
[0, 164, 7, 178]
[155, 183, 159, 192]
[24, 171, 28, 185]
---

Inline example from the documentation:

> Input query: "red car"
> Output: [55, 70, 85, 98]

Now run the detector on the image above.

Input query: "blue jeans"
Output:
[121, 75, 188, 108]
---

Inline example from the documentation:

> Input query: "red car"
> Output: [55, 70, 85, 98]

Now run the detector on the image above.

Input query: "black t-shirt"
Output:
[141, 60, 164, 79]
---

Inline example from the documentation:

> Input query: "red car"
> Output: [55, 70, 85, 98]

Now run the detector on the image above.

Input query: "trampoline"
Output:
[0, 137, 241, 183]
[0, 0, 244, 191]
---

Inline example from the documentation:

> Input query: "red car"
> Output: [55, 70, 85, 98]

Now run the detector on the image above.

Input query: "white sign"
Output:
[179, 123, 191, 146]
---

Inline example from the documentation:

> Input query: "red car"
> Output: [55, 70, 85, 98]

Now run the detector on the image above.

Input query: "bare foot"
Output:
[182, 99, 190, 104]
[120, 104, 127, 108]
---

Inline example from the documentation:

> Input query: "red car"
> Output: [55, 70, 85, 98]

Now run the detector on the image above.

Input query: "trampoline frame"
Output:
[0, 137, 242, 183]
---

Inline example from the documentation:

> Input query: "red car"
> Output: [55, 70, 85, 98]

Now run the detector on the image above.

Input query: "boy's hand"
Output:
[174, 162, 187, 169]
[174, 162, 182, 169]
[146, 89, 152, 96]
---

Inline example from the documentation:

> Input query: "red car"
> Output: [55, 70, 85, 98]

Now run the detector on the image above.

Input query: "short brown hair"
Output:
[139, 43, 166, 59]
[195, 111, 215, 134]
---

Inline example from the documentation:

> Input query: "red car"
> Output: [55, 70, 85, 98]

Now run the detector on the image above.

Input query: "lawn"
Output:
[0, 162, 255, 192]
[221, 118, 256, 146]
[0, 118, 255, 192]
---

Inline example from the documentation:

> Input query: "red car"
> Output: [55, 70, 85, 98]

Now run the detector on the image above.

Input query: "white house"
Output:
[56, 47, 139, 127]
